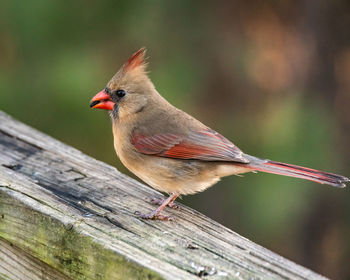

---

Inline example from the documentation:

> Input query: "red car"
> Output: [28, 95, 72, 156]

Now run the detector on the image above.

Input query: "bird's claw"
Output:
[149, 197, 179, 209]
[135, 211, 174, 221]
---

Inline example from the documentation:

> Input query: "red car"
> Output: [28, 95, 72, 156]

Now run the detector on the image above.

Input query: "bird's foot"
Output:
[135, 211, 174, 221]
[149, 197, 179, 209]
[136, 194, 178, 221]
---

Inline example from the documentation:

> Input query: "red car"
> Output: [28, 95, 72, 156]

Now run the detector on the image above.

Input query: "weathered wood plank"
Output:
[0, 110, 327, 280]
[0, 237, 70, 280]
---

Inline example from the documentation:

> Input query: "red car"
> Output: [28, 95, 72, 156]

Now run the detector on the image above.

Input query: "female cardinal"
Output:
[90, 48, 348, 220]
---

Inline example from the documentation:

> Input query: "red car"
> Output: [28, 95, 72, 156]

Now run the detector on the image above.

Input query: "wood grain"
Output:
[0, 111, 327, 280]
[0, 237, 70, 280]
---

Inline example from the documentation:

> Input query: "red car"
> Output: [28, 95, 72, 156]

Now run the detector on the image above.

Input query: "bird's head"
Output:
[90, 48, 155, 119]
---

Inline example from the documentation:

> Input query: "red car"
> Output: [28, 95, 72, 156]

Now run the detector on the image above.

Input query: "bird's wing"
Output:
[131, 129, 249, 163]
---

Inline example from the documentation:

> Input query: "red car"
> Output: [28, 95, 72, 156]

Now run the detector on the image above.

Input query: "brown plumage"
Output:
[90, 48, 348, 220]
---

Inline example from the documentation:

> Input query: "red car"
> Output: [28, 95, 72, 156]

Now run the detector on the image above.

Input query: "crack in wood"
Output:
[0, 184, 62, 213]
[2, 163, 23, 171]
[0, 130, 42, 157]
[103, 214, 138, 235]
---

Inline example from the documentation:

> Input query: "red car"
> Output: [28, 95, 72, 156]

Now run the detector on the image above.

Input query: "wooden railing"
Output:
[0, 111, 327, 280]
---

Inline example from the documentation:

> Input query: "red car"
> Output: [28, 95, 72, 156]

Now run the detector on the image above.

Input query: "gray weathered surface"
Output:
[0, 110, 327, 280]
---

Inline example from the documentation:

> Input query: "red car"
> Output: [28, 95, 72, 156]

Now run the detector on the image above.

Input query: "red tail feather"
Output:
[244, 155, 348, 188]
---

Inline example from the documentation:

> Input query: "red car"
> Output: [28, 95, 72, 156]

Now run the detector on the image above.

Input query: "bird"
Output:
[90, 48, 348, 220]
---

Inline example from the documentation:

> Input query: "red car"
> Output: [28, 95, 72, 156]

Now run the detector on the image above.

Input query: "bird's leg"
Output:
[150, 196, 179, 209]
[137, 193, 179, 221]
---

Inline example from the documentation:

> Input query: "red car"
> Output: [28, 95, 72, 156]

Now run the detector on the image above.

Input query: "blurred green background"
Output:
[1, 1, 349, 278]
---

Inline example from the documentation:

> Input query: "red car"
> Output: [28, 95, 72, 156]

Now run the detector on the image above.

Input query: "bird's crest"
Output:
[123, 48, 147, 73]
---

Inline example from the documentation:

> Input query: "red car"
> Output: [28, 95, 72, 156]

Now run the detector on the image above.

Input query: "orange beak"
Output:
[90, 90, 115, 110]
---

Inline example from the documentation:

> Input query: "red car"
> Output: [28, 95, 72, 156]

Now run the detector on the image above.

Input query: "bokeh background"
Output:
[1, 1, 349, 278]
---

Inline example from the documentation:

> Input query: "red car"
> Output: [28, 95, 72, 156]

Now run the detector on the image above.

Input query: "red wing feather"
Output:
[132, 129, 249, 163]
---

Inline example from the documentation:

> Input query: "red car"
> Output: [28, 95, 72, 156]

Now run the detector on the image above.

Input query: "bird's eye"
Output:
[115, 89, 127, 98]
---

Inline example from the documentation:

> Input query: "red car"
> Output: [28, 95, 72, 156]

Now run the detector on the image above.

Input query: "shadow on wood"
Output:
[0, 111, 327, 280]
